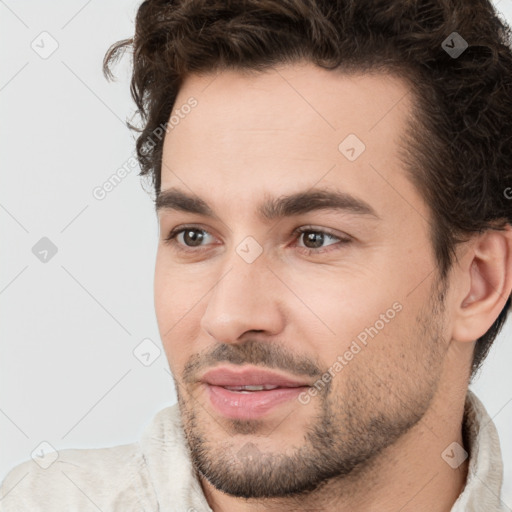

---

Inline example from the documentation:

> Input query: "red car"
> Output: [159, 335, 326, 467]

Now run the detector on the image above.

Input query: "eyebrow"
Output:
[155, 187, 380, 221]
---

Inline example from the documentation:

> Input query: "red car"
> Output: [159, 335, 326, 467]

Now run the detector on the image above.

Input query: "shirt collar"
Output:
[450, 389, 506, 511]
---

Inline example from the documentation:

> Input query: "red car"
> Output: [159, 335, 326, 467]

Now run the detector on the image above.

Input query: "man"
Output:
[1, 0, 512, 510]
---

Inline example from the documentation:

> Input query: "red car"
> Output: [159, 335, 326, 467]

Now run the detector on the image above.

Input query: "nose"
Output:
[199, 247, 286, 344]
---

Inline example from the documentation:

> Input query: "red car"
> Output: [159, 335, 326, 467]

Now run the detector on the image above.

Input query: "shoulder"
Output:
[0, 404, 188, 512]
[0, 406, 184, 512]
[0, 442, 157, 511]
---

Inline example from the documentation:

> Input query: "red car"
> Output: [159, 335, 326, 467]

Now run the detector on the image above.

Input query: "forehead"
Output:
[169, 61, 412, 140]
[160, 62, 429, 225]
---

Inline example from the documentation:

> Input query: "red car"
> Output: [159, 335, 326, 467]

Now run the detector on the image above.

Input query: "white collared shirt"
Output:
[0, 389, 507, 511]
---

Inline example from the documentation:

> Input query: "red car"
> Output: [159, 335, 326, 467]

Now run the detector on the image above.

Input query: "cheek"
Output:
[154, 255, 190, 361]
[154, 251, 200, 325]
[154, 255, 171, 331]
[316, 308, 423, 406]
[283, 263, 424, 383]
[285, 265, 400, 338]
[154, 253, 215, 370]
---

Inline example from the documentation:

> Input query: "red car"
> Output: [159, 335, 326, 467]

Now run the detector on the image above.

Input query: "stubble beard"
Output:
[176, 282, 448, 499]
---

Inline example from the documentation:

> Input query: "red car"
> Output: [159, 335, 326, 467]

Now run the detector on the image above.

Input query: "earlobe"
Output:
[452, 227, 512, 343]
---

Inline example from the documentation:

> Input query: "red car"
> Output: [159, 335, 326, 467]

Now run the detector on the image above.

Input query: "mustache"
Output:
[182, 339, 323, 384]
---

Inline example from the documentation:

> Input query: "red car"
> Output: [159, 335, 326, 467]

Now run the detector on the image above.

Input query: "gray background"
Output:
[1, 0, 511, 506]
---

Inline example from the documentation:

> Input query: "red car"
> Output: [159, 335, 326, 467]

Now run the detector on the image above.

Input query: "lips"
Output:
[199, 366, 311, 420]
[200, 366, 310, 388]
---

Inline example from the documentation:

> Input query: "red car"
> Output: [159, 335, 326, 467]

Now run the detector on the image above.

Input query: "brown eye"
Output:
[300, 231, 328, 249]
[293, 226, 352, 255]
[164, 227, 215, 250]
[181, 229, 205, 247]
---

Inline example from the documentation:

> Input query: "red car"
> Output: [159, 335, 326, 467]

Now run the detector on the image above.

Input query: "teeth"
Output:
[224, 385, 280, 391]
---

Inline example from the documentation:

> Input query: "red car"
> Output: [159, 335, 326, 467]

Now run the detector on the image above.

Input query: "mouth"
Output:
[199, 366, 311, 420]
[221, 384, 283, 392]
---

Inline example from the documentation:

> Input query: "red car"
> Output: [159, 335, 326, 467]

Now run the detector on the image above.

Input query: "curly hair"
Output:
[104, 0, 512, 380]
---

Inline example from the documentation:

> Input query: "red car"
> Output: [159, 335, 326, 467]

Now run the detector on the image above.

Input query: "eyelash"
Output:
[163, 225, 351, 256]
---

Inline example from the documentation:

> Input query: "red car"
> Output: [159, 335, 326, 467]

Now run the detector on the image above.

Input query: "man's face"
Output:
[154, 62, 451, 497]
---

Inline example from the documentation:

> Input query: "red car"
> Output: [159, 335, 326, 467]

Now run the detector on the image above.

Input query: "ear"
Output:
[451, 225, 512, 343]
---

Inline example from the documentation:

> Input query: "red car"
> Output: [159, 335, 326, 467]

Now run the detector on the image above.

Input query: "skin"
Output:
[154, 61, 512, 511]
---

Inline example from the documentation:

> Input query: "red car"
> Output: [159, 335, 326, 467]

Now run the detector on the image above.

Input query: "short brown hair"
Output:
[104, 0, 512, 379]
